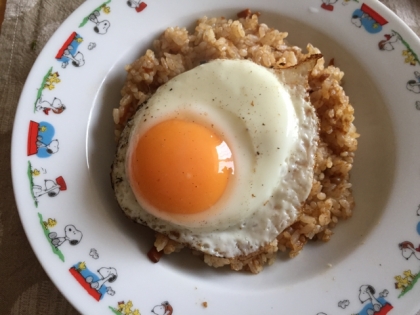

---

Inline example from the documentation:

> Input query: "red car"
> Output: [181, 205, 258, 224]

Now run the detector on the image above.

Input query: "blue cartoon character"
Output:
[127, 0, 147, 13]
[351, 4, 388, 34]
[70, 262, 117, 301]
[56, 32, 85, 68]
[27, 121, 59, 158]
[357, 285, 393, 315]
[48, 225, 83, 247]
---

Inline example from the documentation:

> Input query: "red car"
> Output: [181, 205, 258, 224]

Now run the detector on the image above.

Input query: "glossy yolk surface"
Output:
[130, 119, 234, 215]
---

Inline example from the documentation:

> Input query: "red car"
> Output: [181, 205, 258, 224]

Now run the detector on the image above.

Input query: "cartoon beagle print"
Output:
[378, 31, 399, 51]
[56, 32, 85, 68]
[37, 214, 82, 262]
[351, 4, 388, 34]
[48, 225, 83, 247]
[79, 0, 111, 34]
[407, 71, 420, 93]
[127, 0, 147, 13]
[378, 30, 420, 66]
[357, 285, 393, 315]
[36, 95, 66, 115]
[27, 162, 67, 206]
[70, 262, 117, 301]
[151, 301, 173, 315]
[32, 177, 67, 200]
[27, 121, 60, 158]
[89, 10, 111, 34]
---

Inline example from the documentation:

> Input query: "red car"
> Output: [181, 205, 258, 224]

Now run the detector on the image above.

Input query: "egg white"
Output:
[112, 57, 320, 258]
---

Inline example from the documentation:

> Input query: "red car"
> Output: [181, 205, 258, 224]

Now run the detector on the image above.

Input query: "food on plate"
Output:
[111, 11, 359, 274]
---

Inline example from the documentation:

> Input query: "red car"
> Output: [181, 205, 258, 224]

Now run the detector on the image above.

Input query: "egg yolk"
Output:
[130, 119, 234, 215]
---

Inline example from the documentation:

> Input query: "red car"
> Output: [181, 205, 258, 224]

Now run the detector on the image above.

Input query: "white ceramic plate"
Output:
[11, 0, 420, 314]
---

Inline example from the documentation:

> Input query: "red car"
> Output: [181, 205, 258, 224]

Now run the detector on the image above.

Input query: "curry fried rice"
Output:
[113, 11, 359, 274]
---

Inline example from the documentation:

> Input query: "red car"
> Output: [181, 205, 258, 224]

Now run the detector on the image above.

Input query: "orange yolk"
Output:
[130, 119, 234, 215]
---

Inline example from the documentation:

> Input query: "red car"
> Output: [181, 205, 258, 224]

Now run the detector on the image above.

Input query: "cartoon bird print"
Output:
[76, 261, 86, 272]
[395, 275, 410, 289]
[32, 169, 41, 176]
[117, 301, 125, 313]
[43, 218, 57, 229]
[44, 71, 61, 90]
[122, 300, 133, 314]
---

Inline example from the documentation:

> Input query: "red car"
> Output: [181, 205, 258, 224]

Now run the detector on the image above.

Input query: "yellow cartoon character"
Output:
[32, 169, 41, 176]
[77, 261, 86, 272]
[122, 300, 133, 314]
[395, 275, 409, 289]
[43, 218, 57, 229]
[48, 72, 61, 84]
[117, 301, 125, 313]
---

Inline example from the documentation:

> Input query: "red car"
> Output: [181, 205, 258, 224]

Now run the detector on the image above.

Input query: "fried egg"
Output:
[111, 57, 320, 258]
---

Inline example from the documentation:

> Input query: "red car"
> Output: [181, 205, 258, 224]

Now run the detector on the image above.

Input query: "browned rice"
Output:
[113, 12, 359, 274]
